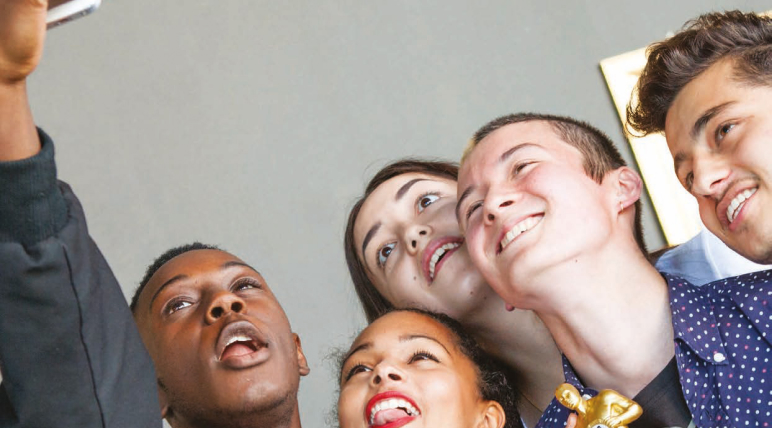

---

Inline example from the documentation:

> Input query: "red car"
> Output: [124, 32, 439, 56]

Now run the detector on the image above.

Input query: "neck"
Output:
[170, 403, 302, 428]
[458, 286, 563, 424]
[524, 242, 674, 397]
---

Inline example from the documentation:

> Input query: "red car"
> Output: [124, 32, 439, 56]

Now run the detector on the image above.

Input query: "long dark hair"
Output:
[344, 159, 459, 322]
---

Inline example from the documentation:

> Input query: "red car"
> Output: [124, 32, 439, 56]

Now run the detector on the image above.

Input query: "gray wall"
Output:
[28, 0, 769, 424]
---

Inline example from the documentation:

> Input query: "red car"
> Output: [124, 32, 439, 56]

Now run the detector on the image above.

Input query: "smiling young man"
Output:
[0, 1, 308, 428]
[456, 113, 772, 427]
[628, 11, 772, 265]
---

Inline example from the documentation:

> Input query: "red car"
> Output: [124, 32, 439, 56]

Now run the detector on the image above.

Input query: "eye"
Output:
[512, 161, 534, 176]
[164, 298, 193, 315]
[465, 201, 482, 221]
[232, 277, 262, 292]
[417, 193, 440, 212]
[409, 350, 439, 364]
[343, 364, 371, 381]
[377, 242, 396, 268]
[715, 123, 735, 142]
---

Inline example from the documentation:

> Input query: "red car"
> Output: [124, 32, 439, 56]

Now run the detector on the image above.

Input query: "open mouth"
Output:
[726, 187, 756, 225]
[498, 214, 543, 254]
[366, 392, 421, 428]
[422, 237, 464, 283]
[215, 320, 267, 365]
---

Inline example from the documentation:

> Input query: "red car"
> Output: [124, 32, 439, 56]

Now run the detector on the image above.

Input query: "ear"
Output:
[293, 333, 311, 376]
[612, 166, 642, 213]
[476, 400, 506, 428]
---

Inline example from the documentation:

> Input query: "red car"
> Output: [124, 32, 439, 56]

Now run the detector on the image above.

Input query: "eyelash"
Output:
[342, 350, 440, 382]
[232, 277, 262, 292]
[512, 160, 534, 176]
[715, 122, 735, 142]
[162, 278, 261, 315]
[374, 191, 442, 269]
[416, 191, 441, 212]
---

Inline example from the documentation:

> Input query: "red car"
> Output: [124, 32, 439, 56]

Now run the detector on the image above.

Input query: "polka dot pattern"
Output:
[535, 271, 772, 428]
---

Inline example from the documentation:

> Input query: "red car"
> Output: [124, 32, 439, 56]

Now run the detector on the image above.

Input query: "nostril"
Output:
[500, 200, 513, 208]
[487, 213, 495, 221]
[411, 240, 417, 248]
[419, 230, 427, 236]
[388, 373, 401, 381]
[232, 301, 243, 312]
[373, 374, 381, 385]
[210, 307, 224, 319]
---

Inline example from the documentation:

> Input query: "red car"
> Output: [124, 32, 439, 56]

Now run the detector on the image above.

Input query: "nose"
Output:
[402, 224, 430, 255]
[483, 198, 514, 226]
[371, 363, 404, 386]
[205, 292, 246, 324]
[691, 152, 731, 198]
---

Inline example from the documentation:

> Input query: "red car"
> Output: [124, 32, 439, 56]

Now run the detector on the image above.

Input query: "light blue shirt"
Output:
[655, 228, 770, 285]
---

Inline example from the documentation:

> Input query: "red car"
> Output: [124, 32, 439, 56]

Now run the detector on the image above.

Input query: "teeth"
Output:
[499, 215, 542, 251]
[368, 398, 421, 425]
[726, 188, 756, 224]
[225, 334, 253, 347]
[428, 242, 461, 279]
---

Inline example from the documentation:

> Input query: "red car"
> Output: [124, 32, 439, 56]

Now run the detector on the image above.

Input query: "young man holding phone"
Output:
[0, 2, 310, 428]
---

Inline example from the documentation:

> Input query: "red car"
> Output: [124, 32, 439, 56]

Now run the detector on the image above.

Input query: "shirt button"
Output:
[713, 352, 726, 362]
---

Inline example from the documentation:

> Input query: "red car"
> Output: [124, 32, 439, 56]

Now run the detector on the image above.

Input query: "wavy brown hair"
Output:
[627, 10, 772, 136]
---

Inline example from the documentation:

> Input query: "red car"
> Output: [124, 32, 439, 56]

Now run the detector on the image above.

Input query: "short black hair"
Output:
[129, 242, 221, 314]
[338, 308, 523, 428]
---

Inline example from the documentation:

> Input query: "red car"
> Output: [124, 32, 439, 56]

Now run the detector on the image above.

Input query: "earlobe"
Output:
[615, 166, 642, 212]
[477, 400, 506, 428]
[293, 333, 311, 376]
[158, 379, 171, 420]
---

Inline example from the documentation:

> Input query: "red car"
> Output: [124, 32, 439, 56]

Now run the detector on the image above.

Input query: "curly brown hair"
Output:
[627, 10, 772, 136]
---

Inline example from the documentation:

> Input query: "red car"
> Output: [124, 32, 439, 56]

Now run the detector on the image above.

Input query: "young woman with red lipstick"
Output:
[337, 308, 522, 428]
[344, 160, 563, 427]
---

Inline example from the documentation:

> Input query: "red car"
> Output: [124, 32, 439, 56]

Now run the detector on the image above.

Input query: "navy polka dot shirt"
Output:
[535, 270, 772, 428]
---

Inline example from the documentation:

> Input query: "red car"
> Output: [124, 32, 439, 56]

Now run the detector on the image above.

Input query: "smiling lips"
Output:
[498, 214, 543, 253]
[422, 238, 463, 283]
[726, 187, 756, 225]
[365, 391, 421, 428]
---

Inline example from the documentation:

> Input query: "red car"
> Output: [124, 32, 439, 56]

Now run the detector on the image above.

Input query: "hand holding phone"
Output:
[47, 0, 100, 29]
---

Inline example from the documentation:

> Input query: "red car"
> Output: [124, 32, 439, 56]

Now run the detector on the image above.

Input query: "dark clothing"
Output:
[629, 358, 691, 428]
[536, 272, 772, 428]
[0, 130, 161, 427]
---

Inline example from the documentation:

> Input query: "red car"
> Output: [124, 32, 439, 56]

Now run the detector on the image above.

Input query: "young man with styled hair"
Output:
[457, 112, 772, 427]
[0, 2, 309, 427]
[629, 10, 772, 266]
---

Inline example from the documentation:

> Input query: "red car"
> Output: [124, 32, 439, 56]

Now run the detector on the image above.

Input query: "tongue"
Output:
[373, 408, 411, 426]
[221, 342, 255, 360]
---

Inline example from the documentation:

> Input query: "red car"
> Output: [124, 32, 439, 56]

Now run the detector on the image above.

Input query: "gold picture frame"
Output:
[600, 48, 701, 246]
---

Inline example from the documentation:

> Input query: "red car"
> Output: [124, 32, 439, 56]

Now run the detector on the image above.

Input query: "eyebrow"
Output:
[360, 221, 382, 264]
[395, 178, 427, 201]
[689, 101, 735, 141]
[340, 333, 451, 371]
[148, 260, 259, 313]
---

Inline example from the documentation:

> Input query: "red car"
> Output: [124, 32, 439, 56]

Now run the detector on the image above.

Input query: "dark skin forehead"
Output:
[134, 249, 263, 324]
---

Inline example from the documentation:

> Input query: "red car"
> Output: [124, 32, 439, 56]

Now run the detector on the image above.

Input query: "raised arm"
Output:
[0, 2, 162, 427]
[0, 0, 47, 161]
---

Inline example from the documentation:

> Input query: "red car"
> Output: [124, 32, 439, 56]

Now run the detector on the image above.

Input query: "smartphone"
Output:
[46, 0, 101, 29]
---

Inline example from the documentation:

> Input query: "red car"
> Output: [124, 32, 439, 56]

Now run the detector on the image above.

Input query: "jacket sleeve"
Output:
[0, 129, 162, 428]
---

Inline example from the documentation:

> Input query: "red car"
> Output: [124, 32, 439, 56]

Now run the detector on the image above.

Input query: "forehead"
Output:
[461, 121, 575, 179]
[354, 173, 457, 239]
[350, 311, 456, 352]
[665, 60, 738, 137]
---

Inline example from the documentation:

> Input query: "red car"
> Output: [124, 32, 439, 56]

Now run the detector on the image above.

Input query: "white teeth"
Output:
[499, 215, 542, 251]
[368, 398, 421, 425]
[225, 334, 252, 347]
[726, 188, 756, 224]
[428, 242, 461, 280]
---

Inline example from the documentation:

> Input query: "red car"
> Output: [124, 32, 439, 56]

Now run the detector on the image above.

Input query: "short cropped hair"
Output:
[338, 308, 522, 428]
[129, 242, 221, 313]
[344, 159, 459, 322]
[462, 113, 647, 254]
[627, 10, 772, 135]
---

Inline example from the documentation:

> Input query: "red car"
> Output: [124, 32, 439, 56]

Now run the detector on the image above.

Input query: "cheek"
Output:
[337, 384, 366, 426]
